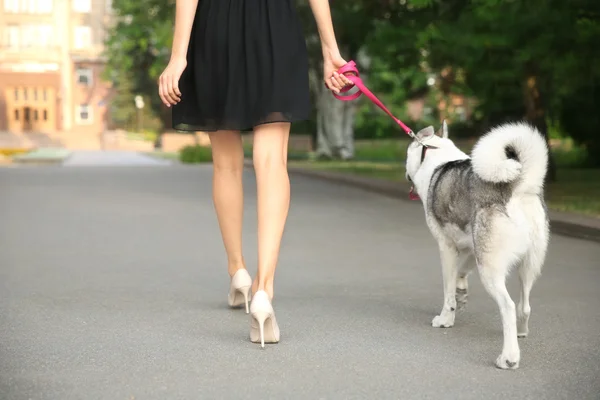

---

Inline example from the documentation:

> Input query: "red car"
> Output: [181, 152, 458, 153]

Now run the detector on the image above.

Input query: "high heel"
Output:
[228, 269, 252, 313]
[250, 290, 280, 347]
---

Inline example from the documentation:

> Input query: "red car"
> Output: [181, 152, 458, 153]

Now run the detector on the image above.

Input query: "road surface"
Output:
[1, 154, 599, 399]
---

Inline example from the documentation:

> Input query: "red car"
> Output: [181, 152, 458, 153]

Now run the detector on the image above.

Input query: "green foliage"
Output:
[102, 0, 600, 168]
[408, 0, 599, 165]
[179, 145, 212, 164]
[551, 139, 590, 169]
[104, 0, 174, 131]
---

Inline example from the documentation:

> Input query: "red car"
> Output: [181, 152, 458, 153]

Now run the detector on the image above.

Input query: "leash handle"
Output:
[331, 61, 414, 137]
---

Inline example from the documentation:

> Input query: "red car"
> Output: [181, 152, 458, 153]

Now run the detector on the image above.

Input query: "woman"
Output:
[158, 0, 351, 347]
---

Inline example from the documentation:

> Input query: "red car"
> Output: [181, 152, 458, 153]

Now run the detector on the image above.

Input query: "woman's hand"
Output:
[158, 56, 187, 107]
[323, 51, 353, 94]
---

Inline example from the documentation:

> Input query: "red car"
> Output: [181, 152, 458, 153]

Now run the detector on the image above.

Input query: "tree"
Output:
[104, 0, 175, 132]
[403, 0, 600, 170]
[555, 1, 600, 166]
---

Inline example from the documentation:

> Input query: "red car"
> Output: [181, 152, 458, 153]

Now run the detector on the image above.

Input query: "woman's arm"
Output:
[158, 0, 199, 107]
[308, 0, 351, 92]
[308, 0, 340, 60]
[170, 0, 199, 60]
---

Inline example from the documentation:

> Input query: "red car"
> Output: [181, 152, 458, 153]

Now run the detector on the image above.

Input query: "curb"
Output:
[246, 160, 600, 244]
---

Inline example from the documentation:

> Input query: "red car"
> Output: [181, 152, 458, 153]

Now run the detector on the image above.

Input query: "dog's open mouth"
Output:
[409, 186, 420, 201]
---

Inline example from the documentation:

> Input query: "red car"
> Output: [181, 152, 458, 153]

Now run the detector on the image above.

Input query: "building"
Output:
[0, 0, 113, 136]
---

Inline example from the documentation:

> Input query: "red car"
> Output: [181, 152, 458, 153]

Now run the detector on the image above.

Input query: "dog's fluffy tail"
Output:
[471, 122, 548, 193]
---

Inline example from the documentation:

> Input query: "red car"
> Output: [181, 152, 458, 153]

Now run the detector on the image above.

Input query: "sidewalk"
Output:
[250, 160, 600, 243]
[12, 148, 72, 166]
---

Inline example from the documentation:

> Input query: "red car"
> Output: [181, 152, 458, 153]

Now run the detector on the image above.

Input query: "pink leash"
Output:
[331, 61, 426, 201]
[332, 61, 416, 139]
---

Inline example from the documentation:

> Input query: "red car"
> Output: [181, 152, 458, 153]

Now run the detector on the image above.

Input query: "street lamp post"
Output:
[134, 95, 145, 132]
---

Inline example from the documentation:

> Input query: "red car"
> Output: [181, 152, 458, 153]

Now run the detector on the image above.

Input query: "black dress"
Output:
[172, 0, 311, 132]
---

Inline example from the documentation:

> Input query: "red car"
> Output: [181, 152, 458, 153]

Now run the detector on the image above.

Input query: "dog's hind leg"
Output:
[478, 257, 520, 369]
[517, 232, 548, 338]
[516, 257, 537, 338]
[456, 253, 475, 311]
[432, 243, 459, 328]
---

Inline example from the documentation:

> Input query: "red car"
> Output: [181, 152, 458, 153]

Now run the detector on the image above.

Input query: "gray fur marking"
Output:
[428, 159, 514, 233]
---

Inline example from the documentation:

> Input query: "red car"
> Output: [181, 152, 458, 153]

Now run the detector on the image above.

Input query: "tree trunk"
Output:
[523, 75, 557, 182]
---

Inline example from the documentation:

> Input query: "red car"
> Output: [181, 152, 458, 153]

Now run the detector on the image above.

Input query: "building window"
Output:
[73, 26, 92, 50]
[76, 67, 93, 86]
[14, 88, 19, 100]
[34, 109, 39, 120]
[18, 25, 54, 48]
[38, 25, 54, 47]
[73, 0, 90, 13]
[76, 104, 92, 124]
[21, 25, 34, 48]
[43, 109, 48, 121]
[15, 109, 19, 121]
[34, 88, 38, 101]
[4, 25, 19, 49]
[43, 88, 47, 101]
[23, 88, 28, 101]
[4, 0, 53, 13]
[4, 0, 19, 13]
[38, 0, 52, 13]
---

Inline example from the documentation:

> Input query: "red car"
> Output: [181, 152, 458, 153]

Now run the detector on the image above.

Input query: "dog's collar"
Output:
[408, 145, 431, 202]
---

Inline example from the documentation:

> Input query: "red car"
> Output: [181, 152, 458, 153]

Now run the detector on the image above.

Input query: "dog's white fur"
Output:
[406, 122, 550, 369]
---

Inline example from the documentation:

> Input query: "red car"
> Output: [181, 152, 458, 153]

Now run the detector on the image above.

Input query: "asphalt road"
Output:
[1, 154, 599, 399]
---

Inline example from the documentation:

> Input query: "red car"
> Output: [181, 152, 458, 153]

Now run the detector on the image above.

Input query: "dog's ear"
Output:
[436, 120, 449, 139]
[416, 126, 435, 140]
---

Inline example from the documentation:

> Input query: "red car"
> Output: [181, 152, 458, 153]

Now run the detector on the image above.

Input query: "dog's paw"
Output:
[495, 354, 520, 370]
[432, 314, 455, 328]
[517, 331, 528, 338]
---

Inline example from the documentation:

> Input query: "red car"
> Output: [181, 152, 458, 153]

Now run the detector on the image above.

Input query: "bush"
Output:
[179, 145, 212, 164]
[551, 138, 589, 168]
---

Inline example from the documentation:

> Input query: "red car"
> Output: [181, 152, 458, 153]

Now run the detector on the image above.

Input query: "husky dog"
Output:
[405, 121, 550, 369]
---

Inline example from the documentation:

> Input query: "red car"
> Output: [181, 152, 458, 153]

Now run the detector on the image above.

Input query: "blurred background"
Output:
[2, 3, 600, 397]
[1, 0, 599, 216]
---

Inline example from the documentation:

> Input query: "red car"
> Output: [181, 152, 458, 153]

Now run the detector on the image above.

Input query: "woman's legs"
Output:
[252, 123, 291, 299]
[208, 130, 246, 277]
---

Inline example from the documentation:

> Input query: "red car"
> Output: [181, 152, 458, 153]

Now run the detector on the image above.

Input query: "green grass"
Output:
[180, 135, 598, 216]
[546, 168, 600, 216]
[353, 140, 408, 162]
[291, 159, 600, 217]
[126, 131, 158, 142]
[290, 160, 406, 181]
[145, 151, 179, 161]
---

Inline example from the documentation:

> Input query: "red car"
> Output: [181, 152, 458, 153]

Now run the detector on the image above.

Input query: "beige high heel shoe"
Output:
[228, 269, 252, 313]
[250, 290, 280, 348]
